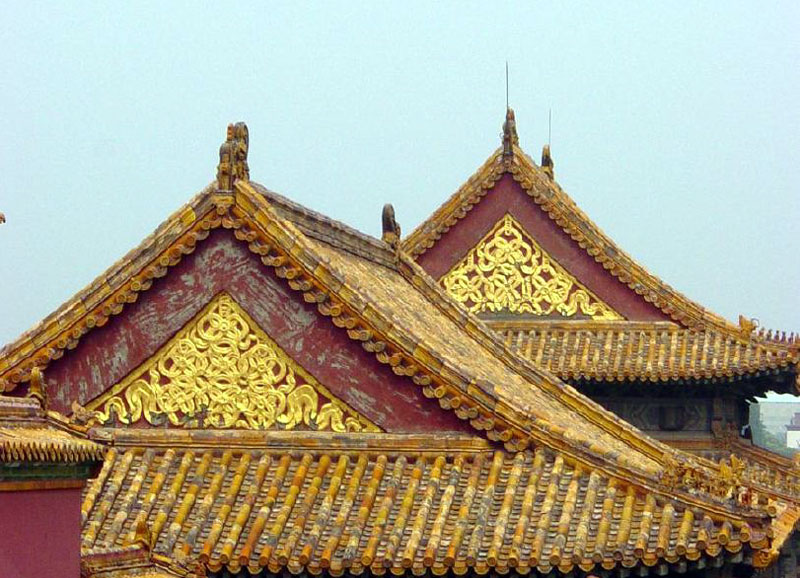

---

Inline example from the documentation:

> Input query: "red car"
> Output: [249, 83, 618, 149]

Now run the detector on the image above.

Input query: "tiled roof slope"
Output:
[0, 395, 104, 464]
[81, 431, 779, 577]
[492, 321, 798, 383]
[401, 129, 791, 341]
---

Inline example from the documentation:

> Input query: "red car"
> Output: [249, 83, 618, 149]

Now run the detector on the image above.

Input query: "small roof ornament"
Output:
[381, 203, 401, 249]
[502, 108, 519, 160]
[27, 367, 47, 410]
[541, 144, 554, 179]
[217, 122, 250, 191]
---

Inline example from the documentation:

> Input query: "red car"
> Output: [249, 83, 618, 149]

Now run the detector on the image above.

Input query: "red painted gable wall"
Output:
[0, 488, 82, 578]
[44, 229, 472, 434]
[416, 174, 671, 322]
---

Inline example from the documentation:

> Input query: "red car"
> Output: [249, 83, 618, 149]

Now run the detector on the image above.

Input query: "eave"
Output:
[490, 319, 798, 387]
[79, 429, 785, 577]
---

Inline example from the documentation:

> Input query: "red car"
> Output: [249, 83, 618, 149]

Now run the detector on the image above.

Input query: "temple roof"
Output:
[401, 132, 728, 331]
[402, 111, 799, 386]
[1, 122, 799, 575]
[0, 170, 686, 479]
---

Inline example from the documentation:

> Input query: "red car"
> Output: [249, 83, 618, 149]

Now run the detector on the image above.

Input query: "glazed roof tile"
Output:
[0, 173, 688, 482]
[401, 136, 798, 385]
[0, 136, 791, 509]
[492, 322, 797, 383]
[80, 432, 776, 577]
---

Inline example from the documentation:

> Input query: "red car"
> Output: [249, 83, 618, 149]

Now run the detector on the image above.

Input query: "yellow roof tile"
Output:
[492, 321, 797, 383]
[81, 432, 780, 576]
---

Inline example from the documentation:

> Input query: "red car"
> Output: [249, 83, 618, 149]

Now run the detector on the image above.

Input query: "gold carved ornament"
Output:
[441, 214, 621, 320]
[88, 293, 378, 433]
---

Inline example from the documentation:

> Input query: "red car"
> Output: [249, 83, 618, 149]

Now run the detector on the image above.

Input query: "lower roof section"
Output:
[0, 395, 103, 467]
[80, 431, 773, 577]
[492, 321, 798, 385]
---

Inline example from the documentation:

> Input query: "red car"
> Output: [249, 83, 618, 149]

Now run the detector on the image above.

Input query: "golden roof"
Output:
[402, 142, 731, 331]
[80, 430, 785, 577]
[0, 174, 685, 478]
[1, 123, 798, 575]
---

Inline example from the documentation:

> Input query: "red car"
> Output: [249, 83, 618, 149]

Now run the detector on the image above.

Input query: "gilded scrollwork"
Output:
[89, 293, 378, 432]
[441, 214, 621, 320]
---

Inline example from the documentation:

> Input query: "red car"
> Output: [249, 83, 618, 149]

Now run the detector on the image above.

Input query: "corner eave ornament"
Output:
[217, 122, 250, 191]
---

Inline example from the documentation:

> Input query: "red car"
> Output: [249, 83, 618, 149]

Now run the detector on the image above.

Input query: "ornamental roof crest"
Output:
[86, 292, 378, 432]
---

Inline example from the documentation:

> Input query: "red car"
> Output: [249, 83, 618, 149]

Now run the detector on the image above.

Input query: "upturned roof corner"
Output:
[216, 121, 250, 191]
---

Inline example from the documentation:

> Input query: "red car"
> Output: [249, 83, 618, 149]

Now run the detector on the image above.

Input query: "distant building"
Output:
[787, 412, 800, 449]
[755, 401, 800, 437]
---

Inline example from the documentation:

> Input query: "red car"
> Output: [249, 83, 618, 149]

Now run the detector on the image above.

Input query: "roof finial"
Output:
[541, 144, 554, 179]
[216, 122, 250, 191]
[502, 108, 519, 159]
[381, 203, 402, 250]
[501, 62, 518, 160]
[540, 109, 554, 178]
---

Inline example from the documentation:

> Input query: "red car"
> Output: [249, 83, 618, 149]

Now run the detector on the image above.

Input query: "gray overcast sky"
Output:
[1, 2, 798, 347]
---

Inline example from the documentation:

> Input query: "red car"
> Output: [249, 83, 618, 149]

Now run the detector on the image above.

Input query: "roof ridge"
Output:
[511, 149, 738, 332]
[250, 183, 395, 262]
[403, 146, 505, 255]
